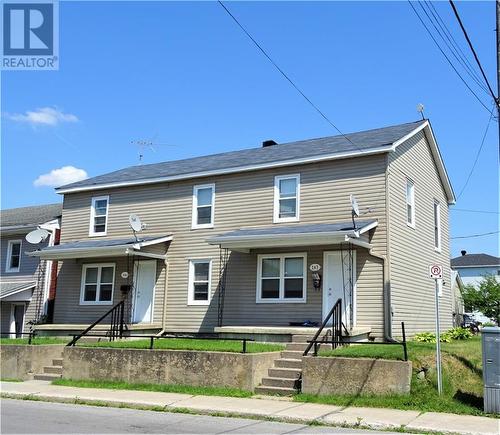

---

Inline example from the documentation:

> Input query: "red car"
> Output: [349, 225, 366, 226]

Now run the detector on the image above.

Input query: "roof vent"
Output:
[262, 140, 277, 148]
[461, 250, 467, 256]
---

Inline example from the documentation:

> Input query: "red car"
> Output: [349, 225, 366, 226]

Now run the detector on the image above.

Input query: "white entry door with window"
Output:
[10, 304, 25, 338]
[132, 260, 156, 323]
[322, 251, 357, 329]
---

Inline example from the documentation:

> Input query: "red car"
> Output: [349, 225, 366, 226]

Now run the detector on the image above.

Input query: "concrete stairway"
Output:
[34, 357, 63, 381]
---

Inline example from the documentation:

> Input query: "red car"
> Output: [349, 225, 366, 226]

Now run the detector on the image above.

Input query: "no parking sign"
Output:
[429, 264, 443, 279]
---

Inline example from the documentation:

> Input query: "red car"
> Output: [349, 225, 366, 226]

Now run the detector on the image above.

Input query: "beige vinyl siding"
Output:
[388, 131, 453, 337]
[59, 155, 388, 333]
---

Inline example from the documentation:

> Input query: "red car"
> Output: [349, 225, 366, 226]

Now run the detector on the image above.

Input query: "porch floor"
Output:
[214, 325, 372, 337]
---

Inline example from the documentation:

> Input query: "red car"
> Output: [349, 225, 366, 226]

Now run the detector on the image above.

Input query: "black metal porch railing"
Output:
[305, 321, 409, 361]
[0, 331, 37, 344]
[303, 298, 343, 357]
[67, 300, 125, 347]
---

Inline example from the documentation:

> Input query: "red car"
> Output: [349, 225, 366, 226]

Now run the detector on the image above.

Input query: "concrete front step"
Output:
[43, 365, 63, 375]
[260, 376, 298, 388]
[52, 358, 63, 366]
[285, 342, 309, 351]
[274, 358, 302, 369]
[254, 385, 296, 396]
[268, 367, 301, 379]
[33, 373, 61, 381]
[281, 350, 304, 359]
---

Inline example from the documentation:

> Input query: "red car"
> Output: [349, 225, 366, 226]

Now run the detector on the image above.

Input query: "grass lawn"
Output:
[78, 338, 285, 353]
[0, 338, 67, 345]
[53, 378, 252, 398]
[296, 337, 494, 417]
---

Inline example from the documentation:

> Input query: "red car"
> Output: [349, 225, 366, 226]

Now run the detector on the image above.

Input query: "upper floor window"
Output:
[274, 174, 300, 223]
[89, 196, 109, 236]
[406, 179, 415, 227]
[80, 263, 115, 305]
[434, 200, 441, 251]
[256, 253, 306, 303]
[188, 259, 212, 305]
[5, 240, 21, 273]
[192, 184, 215, 229]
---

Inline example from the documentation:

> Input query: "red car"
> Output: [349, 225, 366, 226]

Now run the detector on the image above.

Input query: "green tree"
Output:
[461, 275, 500, 325]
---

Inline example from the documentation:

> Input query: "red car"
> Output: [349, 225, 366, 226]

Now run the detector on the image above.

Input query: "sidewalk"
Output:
[1, 381, 498, 435]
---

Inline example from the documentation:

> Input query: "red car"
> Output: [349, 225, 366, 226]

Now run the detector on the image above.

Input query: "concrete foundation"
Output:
[302, 356, 412, 396]
[62, 347, 279, 392]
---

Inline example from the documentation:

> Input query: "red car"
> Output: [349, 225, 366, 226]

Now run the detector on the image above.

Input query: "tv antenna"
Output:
[129, 214, 145, 242]
[25, 228, 50, 244]
[131, 134, 178, 163]
[417, 103, 425, 120]
[350, 194, 360, 230]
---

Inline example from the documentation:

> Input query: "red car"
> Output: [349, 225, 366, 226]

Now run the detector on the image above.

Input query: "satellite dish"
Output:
[26, 228, 50, 244]
[350, 195, 360, 217]
[129, 214, 143, 233]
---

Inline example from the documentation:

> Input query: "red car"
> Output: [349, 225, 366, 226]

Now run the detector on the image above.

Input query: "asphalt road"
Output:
[0, 399, 394, 434]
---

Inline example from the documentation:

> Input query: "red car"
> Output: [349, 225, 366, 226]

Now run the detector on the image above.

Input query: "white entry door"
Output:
[133, 260, 156, 323]
[322, 251, 356, 328]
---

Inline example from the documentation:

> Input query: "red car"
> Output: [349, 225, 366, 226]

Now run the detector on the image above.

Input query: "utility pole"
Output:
[496, 0, 500, 160]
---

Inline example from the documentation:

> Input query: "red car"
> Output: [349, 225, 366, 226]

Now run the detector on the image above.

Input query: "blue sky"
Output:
[1, 1, 498, 257]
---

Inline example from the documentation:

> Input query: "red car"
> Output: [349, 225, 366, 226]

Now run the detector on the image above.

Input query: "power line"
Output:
[422, 0, 490, 95]
[451, 230, 500, 239]
[451, 208, 500, 215]
[217, 1, 363, 152]
[448, 0, 498, 107]
[456, 109, 495, 199]
[407, 0, 493, 113]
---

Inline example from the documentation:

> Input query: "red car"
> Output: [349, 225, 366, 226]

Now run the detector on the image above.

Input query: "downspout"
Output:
[156, 258, 169, 336]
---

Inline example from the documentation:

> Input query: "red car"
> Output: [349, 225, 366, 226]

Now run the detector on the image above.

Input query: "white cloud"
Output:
[34, 166, 88, 188]
[7, 107, 79, 126]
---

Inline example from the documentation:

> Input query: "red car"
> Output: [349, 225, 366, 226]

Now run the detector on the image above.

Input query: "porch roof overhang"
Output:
[26, 235, 173, 260]
[207, 220, 377, 253]
[0, 281, 36, 301]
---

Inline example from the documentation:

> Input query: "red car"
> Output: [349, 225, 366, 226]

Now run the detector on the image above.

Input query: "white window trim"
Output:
[79, 263, 115, 306]
[256, 252, 307, 304]
[406, 179, 415, 228]
[434, 200, 442, 252]
[192, 184, 215, 229]
[187, 259, 212, 306]
[5, 240, 22, 273]
[89, 195, 110, 237]
[273, 174, 300, 223]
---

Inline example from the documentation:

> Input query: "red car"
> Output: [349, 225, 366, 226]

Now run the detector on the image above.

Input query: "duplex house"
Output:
[30, 120, 455, 339]
[0, 204, 61, 336]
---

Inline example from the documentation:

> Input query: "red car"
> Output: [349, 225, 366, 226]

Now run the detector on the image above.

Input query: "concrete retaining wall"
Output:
[0, 345, 64, 380]
[62, 347, 279, 392]
[302, 356, 412, 396]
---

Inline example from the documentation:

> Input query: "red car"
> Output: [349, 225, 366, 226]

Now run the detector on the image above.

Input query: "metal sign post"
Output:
[429, 264, 443, 395]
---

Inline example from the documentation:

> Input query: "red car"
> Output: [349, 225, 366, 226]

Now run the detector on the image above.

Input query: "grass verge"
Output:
[0, 338, 67, 345]
[52, 378, 253, 398]
[0, 378, 22, 382]
[303, 337, 497, 417]
[78, 338, 285, 353]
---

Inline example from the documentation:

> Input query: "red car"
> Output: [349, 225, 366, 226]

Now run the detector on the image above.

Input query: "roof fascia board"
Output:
[56, 146, 394, 194]
[0, 283, 36, 300]
[132, 235, 173, 249]
[452, 264, 499, 269]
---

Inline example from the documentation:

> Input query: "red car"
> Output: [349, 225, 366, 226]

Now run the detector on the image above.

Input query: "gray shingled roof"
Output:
[33, 235, 168, 254]
[0, 281, 36, 299]
[0, 203, 62, 228]
[209, 220, 376, 240]
[451, 253, 500, 268]
[58, 121, 425, 191]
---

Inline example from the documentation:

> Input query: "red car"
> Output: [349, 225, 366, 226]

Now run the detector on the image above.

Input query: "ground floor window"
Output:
[188, 259, 212, 305]
[80, 263, 115, 305]
[256, 253, 307, 303]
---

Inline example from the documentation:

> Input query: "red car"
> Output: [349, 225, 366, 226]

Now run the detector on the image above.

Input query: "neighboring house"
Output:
[29, 120, 455, 339]
[0, 204, 62, 336]
[450, 270, 465, 327]
[451, 251, 500, 287]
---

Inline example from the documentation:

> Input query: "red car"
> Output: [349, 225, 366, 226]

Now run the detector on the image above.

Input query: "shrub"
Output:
[413, 331, 451, 343]
[446, 327, 473, 340]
